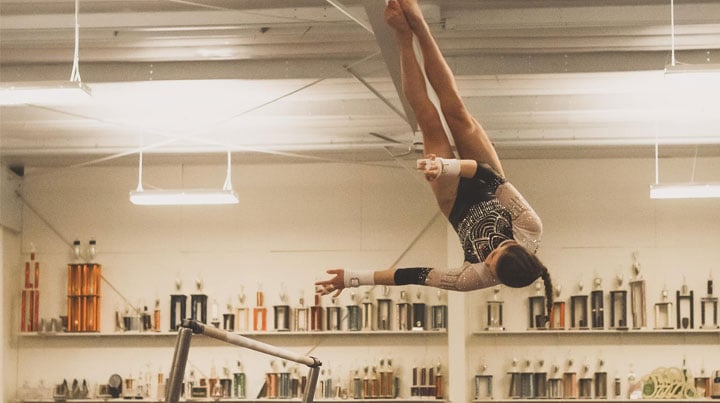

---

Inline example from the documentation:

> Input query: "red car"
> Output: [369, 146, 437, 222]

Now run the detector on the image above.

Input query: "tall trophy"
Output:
[629, 252, 647, 329]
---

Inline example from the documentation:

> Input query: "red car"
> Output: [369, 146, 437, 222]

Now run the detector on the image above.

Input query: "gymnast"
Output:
[317, 0, 553, 318]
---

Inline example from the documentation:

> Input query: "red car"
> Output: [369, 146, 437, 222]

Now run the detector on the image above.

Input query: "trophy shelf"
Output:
[474, 399, 712, 403]
[18, 399, 447, 403]
[18, 329, 447, 339]
[472, 328, 720, 337]
[17, 329, 448, 349]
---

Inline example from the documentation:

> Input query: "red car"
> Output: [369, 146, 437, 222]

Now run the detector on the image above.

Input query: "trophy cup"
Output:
[613, 377, 622, 398]
[695, 368, 711, 398]
[395, 290, 411, 331]
[507, 359, 521, 399]
[412, 290, 426, 331]
[700, 274, 718, 329]
[550, 286, 566, 330]
[570, 282, 589, 330]
[376, 286, 393, 331]
[519, 359, 534, 399]
[528, 281, 547, 330]
[278, 361, 291, 399]
[211, 299, 221, 328]
[563, 359, 578, 399]
[293, 290, 309, 332]
[594, 359, 608, 399]
[578, 364, 592, 399]
[610, 274, 629, 330]
[273, 286, 290, 332]
[654, 288, 674, 329]
[223, 300, 235, 332]
[629, 252, 647, 329]
[378, 359, 394, 399]
[170, 278, 187, 331]
[590, 277, 605, 330]
[534, 360, 548, 399]
[548, 364, 563, 399]
[326, 297, 342, 331]
[431, 290, 448, 331]
[486, 286, 505, 331]
[235, 288, 249, 332]
[346, 292, 362, 331]
[20, 250, 40, 333]
[361, 291, 374, 331]
[253, 283, 267, 332]
[675, 278, 694, 329]
[190, 278, 208, 324]
[474, 363, 493, 400]
[310, 291, 324, 331]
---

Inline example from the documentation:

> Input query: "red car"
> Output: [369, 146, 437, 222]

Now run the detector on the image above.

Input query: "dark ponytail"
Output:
[495, 244, 553, 323]
[540, 266, 553, 323]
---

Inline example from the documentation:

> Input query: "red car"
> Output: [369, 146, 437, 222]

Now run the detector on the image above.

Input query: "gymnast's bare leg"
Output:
[385, 0, 459, 215]
[397, 0, 505, 178]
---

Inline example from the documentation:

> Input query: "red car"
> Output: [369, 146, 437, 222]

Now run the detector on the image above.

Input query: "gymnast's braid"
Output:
[540, 266, 553, 324]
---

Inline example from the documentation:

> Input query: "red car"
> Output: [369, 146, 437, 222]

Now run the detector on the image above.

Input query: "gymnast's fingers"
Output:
[325, 268, 343, 276]
[315, 284, 330, 295]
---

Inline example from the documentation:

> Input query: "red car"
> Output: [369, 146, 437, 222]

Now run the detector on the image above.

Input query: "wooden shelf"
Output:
[473, 399, 714, 403]
[18, 399, 445, 403]
[473, 328, 720, 336]
[18, 329, 447, 339]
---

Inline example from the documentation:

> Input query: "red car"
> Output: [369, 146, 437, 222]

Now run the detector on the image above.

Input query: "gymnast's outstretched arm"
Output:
[315, 263, 499, 297]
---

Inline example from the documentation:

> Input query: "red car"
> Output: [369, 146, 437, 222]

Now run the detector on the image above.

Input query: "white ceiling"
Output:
[1, 0, 720, 170]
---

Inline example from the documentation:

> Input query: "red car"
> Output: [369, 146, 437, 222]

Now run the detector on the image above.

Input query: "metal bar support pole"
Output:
[166, 326, 192, 403]
[303, 364, 322, 403]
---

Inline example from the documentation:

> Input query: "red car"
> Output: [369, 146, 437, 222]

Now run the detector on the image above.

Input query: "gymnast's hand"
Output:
[417, 154, 442, 182]
[315, 269, 345, 297]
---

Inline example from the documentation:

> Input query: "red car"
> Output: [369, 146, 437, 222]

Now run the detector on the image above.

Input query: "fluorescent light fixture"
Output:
[650, 131, 719, 199]
[650, 183, 720, 199]
[0, 80, 92, 105]
[129, 188, 239, 205]
[0, 0, 93, 106]
[664, 63, 720, 75]
[130, 150, 239, 206]
[663, 1, 720, 84]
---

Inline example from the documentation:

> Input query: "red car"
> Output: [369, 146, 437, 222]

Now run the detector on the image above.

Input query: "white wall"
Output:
[6, 156, 720, 401]
[2, 165, 24, 403]
[12, 161, 448, 401]
[3, 226, 22, 403]
[466, 156, 720, 399]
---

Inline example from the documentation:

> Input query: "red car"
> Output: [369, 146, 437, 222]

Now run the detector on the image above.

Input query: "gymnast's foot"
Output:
[385, 0, 412, 39]
[397, 0, 426, 32]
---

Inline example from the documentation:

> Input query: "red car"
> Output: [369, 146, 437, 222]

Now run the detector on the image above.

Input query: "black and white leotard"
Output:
[449, 163, 542, 263]
[393, 163, 542, 291]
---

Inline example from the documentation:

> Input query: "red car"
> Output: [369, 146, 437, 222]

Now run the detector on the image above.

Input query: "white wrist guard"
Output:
[438, 158, 461, 176]
[344, 270, 375, 288]
[417, 158, 461, 177]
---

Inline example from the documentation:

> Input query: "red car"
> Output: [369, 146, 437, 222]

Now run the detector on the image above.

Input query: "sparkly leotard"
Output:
[448, 163, 542, 263]
[393, 162, 542, 292]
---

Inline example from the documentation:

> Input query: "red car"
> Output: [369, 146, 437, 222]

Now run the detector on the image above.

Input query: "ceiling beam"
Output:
[362, 0, 418, 132]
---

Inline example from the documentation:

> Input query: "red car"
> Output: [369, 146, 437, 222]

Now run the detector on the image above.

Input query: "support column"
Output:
[446, 223, 467, 403]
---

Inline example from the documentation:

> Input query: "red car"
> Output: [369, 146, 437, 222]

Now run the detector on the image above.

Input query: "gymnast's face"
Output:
[485, 240, 517, 274]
